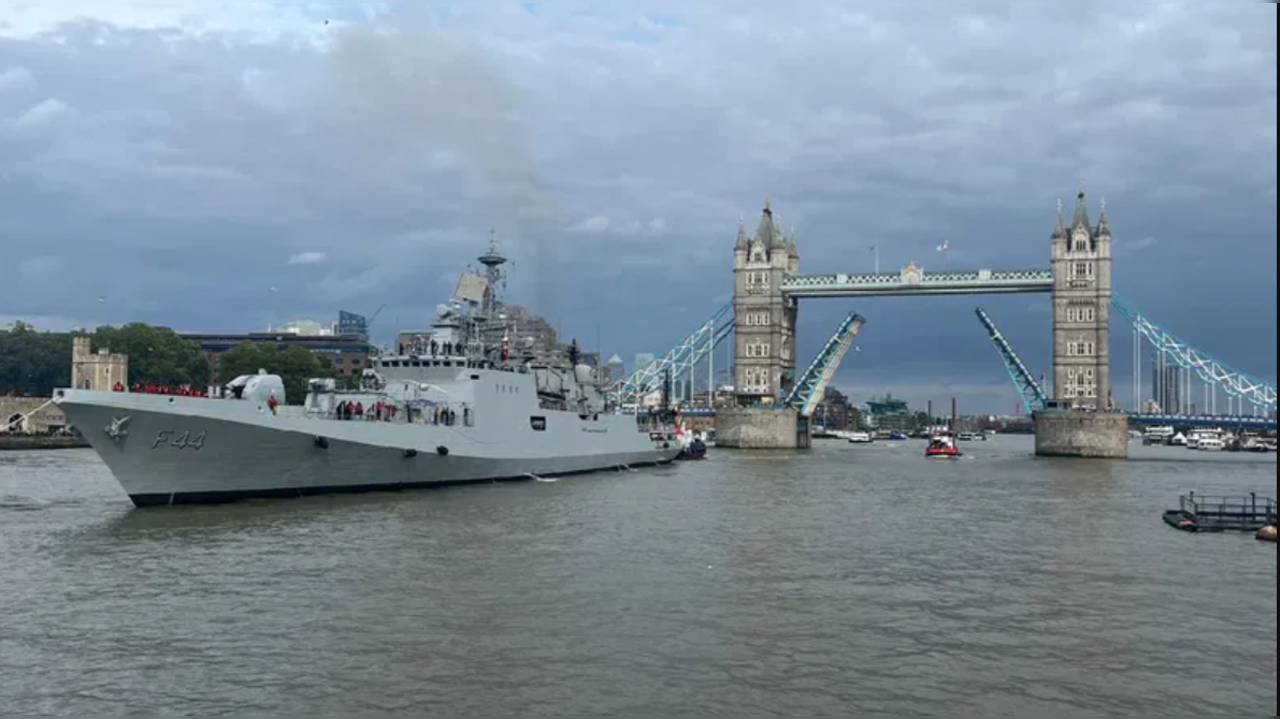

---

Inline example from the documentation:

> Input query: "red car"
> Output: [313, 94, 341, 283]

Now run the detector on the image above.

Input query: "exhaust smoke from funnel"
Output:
[319, 13, 561, 321]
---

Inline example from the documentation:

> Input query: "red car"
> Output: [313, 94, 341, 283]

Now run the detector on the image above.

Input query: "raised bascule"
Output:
[611, 187, 1278, 456]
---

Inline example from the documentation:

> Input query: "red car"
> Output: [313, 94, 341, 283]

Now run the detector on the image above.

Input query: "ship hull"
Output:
[56, 391, 681, 507]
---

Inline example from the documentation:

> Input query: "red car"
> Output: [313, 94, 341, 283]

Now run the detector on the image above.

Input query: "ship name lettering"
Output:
[151, 429, 207, 451]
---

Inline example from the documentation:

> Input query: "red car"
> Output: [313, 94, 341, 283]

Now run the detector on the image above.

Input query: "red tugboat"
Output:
[925, 432, 963, 459]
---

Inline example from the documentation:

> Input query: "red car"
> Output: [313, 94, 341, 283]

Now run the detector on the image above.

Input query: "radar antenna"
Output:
[478, 228, 509, 315]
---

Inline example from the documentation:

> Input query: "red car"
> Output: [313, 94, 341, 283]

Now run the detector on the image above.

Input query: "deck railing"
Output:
[1180, 493, 1277, 530]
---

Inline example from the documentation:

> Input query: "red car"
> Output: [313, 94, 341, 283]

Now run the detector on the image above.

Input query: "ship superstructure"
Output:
[55, 234, 682, 507]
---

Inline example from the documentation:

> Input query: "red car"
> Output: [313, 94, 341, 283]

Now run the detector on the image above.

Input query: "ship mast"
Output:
[468, 229, 512, 364]
[477, 228, 508, 318]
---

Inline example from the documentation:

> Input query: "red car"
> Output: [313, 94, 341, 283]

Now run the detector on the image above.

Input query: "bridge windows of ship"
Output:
[379, 359, 468, 369]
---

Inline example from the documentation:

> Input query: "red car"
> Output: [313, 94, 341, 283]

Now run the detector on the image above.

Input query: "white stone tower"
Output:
[1050, 188, 1114, 409]
[732, 197, 800, 406]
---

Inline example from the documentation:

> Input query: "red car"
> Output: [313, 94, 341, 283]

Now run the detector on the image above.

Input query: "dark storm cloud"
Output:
[0, 1, 1274, 411]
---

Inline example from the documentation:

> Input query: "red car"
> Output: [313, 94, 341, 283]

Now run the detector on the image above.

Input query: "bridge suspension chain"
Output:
[1112, 293, 1276, 412]
[609, 302, 733, 404]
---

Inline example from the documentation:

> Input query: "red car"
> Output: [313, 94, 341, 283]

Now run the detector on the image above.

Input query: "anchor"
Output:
[104, 415, 132, 443]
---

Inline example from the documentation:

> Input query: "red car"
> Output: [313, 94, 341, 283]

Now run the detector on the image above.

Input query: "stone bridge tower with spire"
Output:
[731, 197, 800, 406]
[1050, 187, 1114, 409]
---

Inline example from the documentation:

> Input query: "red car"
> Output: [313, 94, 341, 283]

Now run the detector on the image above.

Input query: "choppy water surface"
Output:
[0, 436, 1275, 715]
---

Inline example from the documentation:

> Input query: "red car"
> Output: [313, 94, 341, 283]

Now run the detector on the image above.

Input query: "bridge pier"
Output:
[1033, 409, 1129, 459]
[715, 406, 810, 449]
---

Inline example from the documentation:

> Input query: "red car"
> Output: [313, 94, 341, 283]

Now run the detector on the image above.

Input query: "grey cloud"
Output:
[0, 2, 1274, 412]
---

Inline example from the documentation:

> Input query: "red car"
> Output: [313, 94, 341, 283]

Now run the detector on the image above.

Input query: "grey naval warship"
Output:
[54, 238, 683, 507]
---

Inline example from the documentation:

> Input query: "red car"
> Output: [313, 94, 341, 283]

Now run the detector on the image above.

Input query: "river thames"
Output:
[0, 436, 1274, 715]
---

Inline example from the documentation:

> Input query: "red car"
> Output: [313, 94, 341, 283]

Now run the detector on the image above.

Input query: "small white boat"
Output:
[926, 432, 963, 459]
[1198, 436, 1225, 452]
[848, 431, 873, 444]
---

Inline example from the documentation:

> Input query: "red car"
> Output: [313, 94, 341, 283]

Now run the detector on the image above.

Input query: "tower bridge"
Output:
[610, 188, 1277, 455]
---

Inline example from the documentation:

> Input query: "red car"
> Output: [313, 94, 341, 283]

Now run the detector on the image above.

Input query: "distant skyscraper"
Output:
[337, 311, 368, 340]
[1152, 359, 1185, 413]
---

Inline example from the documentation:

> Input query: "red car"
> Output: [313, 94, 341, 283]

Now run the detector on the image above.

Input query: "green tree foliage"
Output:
[0, 321, 210, 396]
[0, 322, 72, 396]
[91, 323, 211, 388]
[214, 342, 333, 404]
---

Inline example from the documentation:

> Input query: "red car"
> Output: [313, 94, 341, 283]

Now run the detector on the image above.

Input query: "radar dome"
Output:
[574, 364, 595, 384]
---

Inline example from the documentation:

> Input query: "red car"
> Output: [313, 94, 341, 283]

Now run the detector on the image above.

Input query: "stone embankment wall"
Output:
[1, 397, 68, 434]
[0, 435, 89, 451]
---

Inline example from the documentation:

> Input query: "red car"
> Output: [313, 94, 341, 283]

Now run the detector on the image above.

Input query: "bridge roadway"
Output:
[780, 267, 1053, 298]
[621, 408, 1277, 431]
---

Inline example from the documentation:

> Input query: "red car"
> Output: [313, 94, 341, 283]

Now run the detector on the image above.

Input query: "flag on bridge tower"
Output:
[936, 240, 950, 253]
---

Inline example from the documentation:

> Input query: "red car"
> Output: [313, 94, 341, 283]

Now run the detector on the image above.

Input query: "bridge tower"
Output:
[732, 197, 799, 406]
[1050, 188, 1114, 409]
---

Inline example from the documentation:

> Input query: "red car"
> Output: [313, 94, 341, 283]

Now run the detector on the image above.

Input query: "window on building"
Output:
[741, 368, 769, 393]
[1074, 262, 1094, 279]
[1067, 308, 1077, 322]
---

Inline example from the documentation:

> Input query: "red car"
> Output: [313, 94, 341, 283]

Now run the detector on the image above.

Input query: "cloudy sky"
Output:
[0, 1, 1275, 413]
